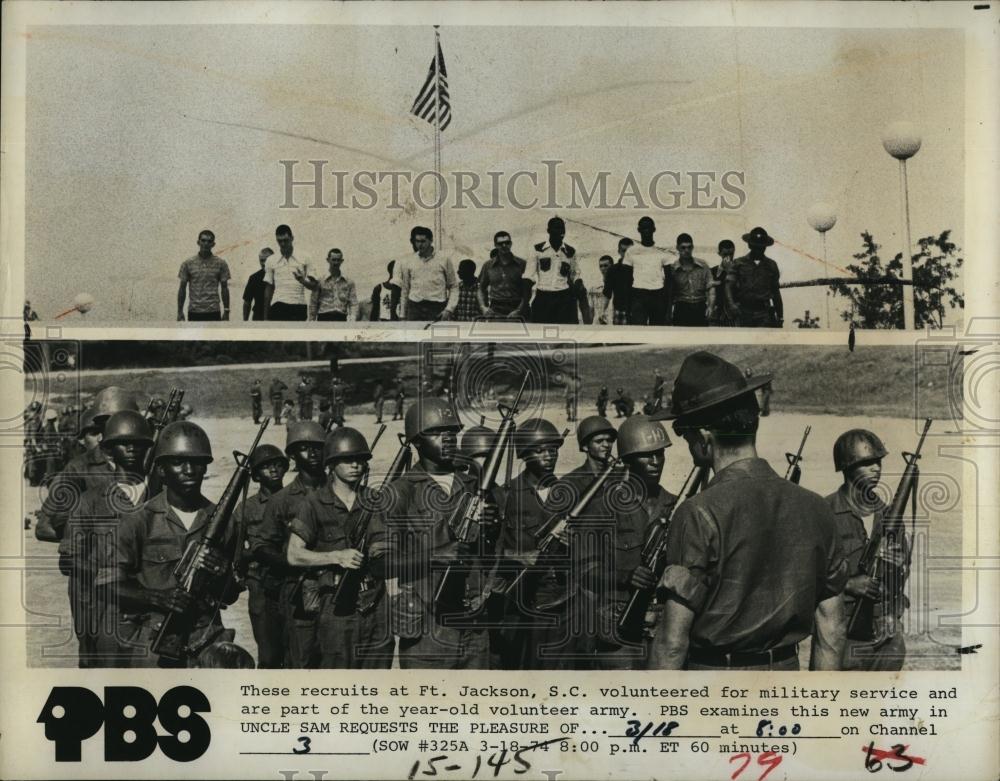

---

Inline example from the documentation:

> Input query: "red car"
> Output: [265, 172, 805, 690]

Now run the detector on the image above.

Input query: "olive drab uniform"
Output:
[254, 474, 322, 668]
[59, 480, 147, 667]
[297, 380, 314, 421]
[35, 447, 117, 542]
[269, 379, 288, 423]
[96, 492, 239, 668]
[234, 485, 286, 668]
[582, 475, 677, 670]
[291, 484, 394, 668]
[826, 485, 908, 671]
[727, 254, 781, 327]
[251, 382, 263, 423]
[384, 465, 498, 669]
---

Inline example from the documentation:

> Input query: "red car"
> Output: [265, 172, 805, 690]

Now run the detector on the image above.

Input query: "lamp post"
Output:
[807, 202, 837, 329]
[882, 121, 922, 330]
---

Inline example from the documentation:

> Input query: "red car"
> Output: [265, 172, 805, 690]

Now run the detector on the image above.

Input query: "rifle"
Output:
[151, 418, 270, 662]
[329, 426, 403, 615]
[784, 425, 811, 484]
[617, 464, 709, 641]
[143, 388, 185, 488]
[847, 418, 931, 642]
[434, 374, 530, 612]
[505, 457, 623, 598]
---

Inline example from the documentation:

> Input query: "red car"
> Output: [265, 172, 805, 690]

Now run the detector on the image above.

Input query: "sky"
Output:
[24, 25, 964, 326]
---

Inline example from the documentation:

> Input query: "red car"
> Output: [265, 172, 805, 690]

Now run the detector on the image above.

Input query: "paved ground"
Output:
[22, 405, 964, 670]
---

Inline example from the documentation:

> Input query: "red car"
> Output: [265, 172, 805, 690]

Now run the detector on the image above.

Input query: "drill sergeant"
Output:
[253, 421, 328, 668]
[501, 419, 578, 670]
[97, 421, 241, 668]
[35, 387, 138, 543]
[649, 351, 847, 670]
[233, 444, 289, 669]
[828, 429, 908, 671]
[287, 428, 394, 669]
[384, 398, 499, 669]
[725, 226, 784, 328]
[59, 410, 153, 668]
[583, 415, 676, 670]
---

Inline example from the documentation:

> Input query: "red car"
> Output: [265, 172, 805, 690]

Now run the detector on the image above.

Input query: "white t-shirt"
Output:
[536, 485, 551, 504]
[624, 244, 669, 290]
[116, 481, 145, 509]
[426, 472, 456, 496]
[171, 506, 200, 530]
[264, 254, 313, 306]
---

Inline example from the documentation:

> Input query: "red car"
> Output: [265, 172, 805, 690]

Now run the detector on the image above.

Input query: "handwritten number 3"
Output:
[730, 751, 783, 781]
[294, 736, 312, 754]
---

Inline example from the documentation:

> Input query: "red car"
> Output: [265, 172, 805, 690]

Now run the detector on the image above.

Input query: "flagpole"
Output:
[433, 26, 443, 250]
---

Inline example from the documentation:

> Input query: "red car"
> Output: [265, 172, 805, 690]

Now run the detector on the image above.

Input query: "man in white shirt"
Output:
[625, 216, 670, 326]
[529, 217, 580, 324]
[397, 226, 459, 322]
[263, 224, 314, 321]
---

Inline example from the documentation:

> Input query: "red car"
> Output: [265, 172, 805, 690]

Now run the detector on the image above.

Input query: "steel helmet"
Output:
[404, 397, 461, 442]
[92, 386, 139, 422]
[460, 426, 496, 460]
[324, 427, 372, 464]
[154, 420, 213, 462]
[833, 429, 888, 472]
[248, 443, 289, 473]
[576, 415, 616, 450]
[285, 420, 327, 454]
[617, 415, 671, 459]
[77, 406, 102, 435]
[514, 418, 564, 459]
[102, 410, 155, 444]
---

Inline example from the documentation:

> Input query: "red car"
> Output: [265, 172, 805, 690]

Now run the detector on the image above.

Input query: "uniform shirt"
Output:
[727, 254, 780, 308]
[243, 268, 268, 319]
[624, 244, 669, 291]
[290, 483, 389, 613]
[268, 379, 287, 399]
[659, 458, 847, 654]
[385, 464, 497, 610]
[397, 252, 458, 307]
[234, 485, 277, 585]
[251, 475, 321, 582]
[668, 259, 712, 304]
[250, 384, 262, 400]
[502, 470, 568, 609]
[479, 255, 527, 303]
[179, 254, 231, 314]
[264, 254, 313, 306]
[38, 446, 117, 539]
[529, 242, 577, 292]
[310, 275, 358, 319]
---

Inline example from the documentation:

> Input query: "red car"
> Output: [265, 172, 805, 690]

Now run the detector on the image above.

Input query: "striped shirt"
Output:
[264, 254, 313, 306]
[179, 254, 230, 313]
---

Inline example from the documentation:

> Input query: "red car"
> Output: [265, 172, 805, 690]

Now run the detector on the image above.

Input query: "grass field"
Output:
[54, 343, 958, 425]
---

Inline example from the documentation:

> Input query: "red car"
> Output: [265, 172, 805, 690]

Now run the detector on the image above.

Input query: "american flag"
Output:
[411, 42, 452, 131]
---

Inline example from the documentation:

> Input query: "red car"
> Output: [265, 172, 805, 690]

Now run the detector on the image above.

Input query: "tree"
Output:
[828, 231, 964, 329]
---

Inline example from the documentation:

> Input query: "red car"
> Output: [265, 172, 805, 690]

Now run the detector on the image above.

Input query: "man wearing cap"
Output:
[726, 227, 784, 328]
[252, 421, 328, 668]
[612, 387, 634, 418]
[296, 376, 314, 421]
[263, 225, 315, 321]
[269, 377, 288, 425]
[243, 247, 274, 321]
[479, 232, 529, 320]
[35, 387, 138, 543]
[666, 233, 712, 327]
[648, 352, 847, 671]
[177, 229, 231, 321]
[60, 410, 153, 667]
[624, 217, 670, 326]
[499, 419, 577, 669]
[97, 421, 240, 668]
[233, 444, 289, 668]
[287, 428, 394, 668]
[596, 385, 610, 417]
[583, 415, 676, 670]
[528, 217, 580, 324]
[383, 397, 499, 669]
[397, 226, 460, 322]
[827, 429, 907, 671]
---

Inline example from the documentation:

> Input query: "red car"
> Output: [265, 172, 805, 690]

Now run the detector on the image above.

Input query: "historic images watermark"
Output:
[278, 160, 747, 212]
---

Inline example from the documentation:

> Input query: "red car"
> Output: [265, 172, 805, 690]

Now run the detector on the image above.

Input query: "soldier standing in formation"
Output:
[596, 385, 609, 418]
[392, 382, 406, 421]
[98, 421, 241, 668]
[269, 377, 288, 424]
[234, 444, 289, 668]
[59, 410, 153, 667]
[253, 421, 328, 668]
[373, 381, 385, 424]
[827, 429, 907, 671]
[250, 379, 263, 424]
[649, 352, 846, 671]
[297, 376, 314, 421]
[287, 427, 394, 668]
